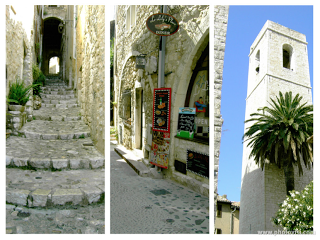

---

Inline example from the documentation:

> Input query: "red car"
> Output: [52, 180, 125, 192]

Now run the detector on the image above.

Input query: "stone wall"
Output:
[76, 5, 105, 155]
[6, 5, 37, 132]
[6, 6, 33, 91]
[214, 5, 229, 217]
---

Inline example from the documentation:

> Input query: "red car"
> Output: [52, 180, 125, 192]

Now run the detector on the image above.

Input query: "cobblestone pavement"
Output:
[6, 78, 105, 234]
[6, 204, 105, 234]
[110, 143, 209, 234]
[6, 137, 103, 170]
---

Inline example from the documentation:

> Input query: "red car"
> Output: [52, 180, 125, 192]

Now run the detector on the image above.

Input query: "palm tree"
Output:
[243, 91, 313, 195]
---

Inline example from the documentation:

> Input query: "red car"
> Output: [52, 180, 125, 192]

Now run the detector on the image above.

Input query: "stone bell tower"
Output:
[240, 20, 313, 234]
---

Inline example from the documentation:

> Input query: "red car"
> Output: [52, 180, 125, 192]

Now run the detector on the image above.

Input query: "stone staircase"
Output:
[6, 79, 105, 208]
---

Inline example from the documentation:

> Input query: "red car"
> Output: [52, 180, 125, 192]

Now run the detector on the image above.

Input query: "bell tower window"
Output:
[283, 44, 293, 69]
[255, 50, 260, 73]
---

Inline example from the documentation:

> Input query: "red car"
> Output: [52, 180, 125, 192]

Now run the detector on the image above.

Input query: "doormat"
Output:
[150, 189, 171, 196]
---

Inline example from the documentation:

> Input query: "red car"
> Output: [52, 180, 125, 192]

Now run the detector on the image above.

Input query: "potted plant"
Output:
[7, 77, 38, 111]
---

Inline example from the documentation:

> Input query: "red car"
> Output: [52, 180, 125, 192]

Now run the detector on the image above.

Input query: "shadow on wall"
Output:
[240, 161, 313, 234]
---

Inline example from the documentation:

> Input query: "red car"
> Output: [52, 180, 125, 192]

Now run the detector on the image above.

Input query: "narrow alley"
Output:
[6, 5, 105, 234]
[110, 141, 209, 234]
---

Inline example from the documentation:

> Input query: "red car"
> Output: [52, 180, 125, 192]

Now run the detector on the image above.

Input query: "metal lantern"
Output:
[58, 22, 64, 33]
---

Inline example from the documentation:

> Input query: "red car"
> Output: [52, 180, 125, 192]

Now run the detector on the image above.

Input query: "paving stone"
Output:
[82, 187, 104, 204]
[52, 158, 69, 169]
[52, 189, 83, 206]
[29, 158, 51, 169]
[6, 189, 30, 206]
[12, 157, 29, 167]
[31, 189, 51, 207]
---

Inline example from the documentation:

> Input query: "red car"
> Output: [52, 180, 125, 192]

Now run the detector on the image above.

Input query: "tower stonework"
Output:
[240, 20, 313, 234]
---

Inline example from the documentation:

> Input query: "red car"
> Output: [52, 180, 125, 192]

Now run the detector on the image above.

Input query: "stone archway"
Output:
[42, 17, 64, 75]
[171, 28, 209, 135]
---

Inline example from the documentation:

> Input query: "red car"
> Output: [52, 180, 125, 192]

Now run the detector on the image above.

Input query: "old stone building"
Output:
[214, 5, 229, 220]
[240, 20, 313, 233]
[113, 5, 209, 196]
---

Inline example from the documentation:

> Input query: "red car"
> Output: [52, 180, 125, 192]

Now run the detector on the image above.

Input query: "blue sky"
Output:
[217, 5, 314, 202]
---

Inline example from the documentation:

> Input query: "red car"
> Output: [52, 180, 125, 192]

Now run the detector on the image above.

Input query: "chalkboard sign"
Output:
[177, 108, 196, 139]
[186, 150, 209, 178]
[152, 88, 171, 133]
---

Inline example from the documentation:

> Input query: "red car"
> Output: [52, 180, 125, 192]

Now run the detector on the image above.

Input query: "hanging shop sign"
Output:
[146, 13, 179, 36]
[177, 107, 196, 139]
[150, 131, 170, 169]
[186, 150, 209, 178]
[152, 88, 171, 133]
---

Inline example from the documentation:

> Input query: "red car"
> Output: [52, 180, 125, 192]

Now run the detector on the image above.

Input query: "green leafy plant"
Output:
[7, 77, 37, 106]
[272, 181, 313, 233]
[32, 64, 45, 97]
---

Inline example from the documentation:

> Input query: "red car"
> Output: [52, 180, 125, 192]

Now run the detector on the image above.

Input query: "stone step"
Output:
[19, 120, 90, 140]
[6, 136, 104, 170]
[42, 99, 77, 104]
[44, 82, 66, 86]
[41, 103, 79, 109]
[41, 86, 70, 91]
[6, 168, 104, 208]
[42, 94, 75, 99]
[42, 90, 75, 95]
[114, 146, 151, 177]
[33, 107, 82, 121]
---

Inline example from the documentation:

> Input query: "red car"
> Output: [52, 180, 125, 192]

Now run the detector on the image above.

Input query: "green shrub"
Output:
[8, 77, 34, 106]
[32, 64, 45, 97]
[272, 181, 313, 234]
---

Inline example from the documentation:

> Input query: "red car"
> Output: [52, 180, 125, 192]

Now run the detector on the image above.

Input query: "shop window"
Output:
[185, 45, 209, 141]
[216, 228, 222, 234]
[126, 5, 136, 32]
[121, 90, 131, 122]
